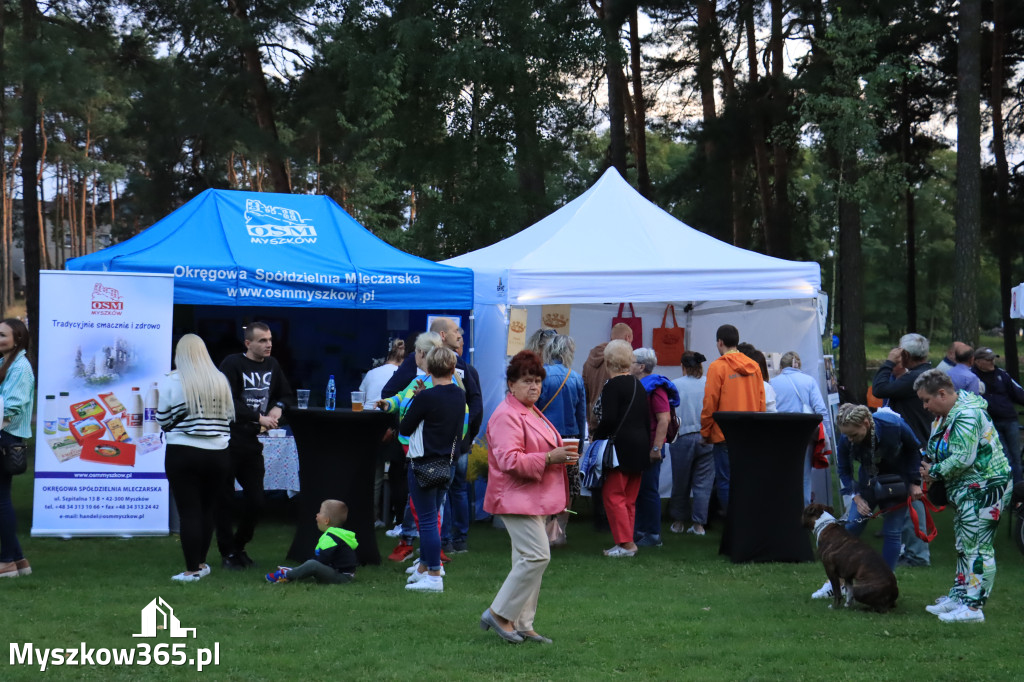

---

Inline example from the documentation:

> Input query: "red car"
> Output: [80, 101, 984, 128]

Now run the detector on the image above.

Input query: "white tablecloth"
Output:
[233, 435, 300, 496]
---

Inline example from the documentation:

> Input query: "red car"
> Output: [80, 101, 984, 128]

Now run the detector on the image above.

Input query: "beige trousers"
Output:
[490, 514, 551, 631]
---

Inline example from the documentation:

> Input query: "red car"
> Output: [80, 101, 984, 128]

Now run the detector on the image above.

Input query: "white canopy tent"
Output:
[444, 167, 827, 430]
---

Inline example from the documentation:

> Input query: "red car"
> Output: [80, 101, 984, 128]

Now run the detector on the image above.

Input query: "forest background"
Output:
[2, 0, 1024, 400]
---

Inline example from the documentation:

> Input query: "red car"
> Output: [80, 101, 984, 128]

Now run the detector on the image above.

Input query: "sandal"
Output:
[603, 546, 637, 558]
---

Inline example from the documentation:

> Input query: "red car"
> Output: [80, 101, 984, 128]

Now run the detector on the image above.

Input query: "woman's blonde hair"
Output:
[415, 331, 443, 354]
[173, 334, 235, 421]
[426, 346, 457, 377]
[604, 339, 635, 374]
[835, 403, 872, 430]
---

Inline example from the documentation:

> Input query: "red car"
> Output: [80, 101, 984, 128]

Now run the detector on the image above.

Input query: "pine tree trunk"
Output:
[953, 0, 981, 345]
[226, 0, 290, 193]
[21, 0, 41, 352]
[765, 0, 792, 259]
[834, 153, 866, 404]
[745, 1, 772, 246]
[990, 0, 1017, 378]
[592, 0, 629, 177]
[628, 9, 649, 198]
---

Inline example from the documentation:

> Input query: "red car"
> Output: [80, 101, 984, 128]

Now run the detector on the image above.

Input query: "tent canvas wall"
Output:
[444, 168, 826, 431]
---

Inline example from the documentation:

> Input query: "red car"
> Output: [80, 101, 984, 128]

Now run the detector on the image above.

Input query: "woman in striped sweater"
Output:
[157, 334, 234, 582]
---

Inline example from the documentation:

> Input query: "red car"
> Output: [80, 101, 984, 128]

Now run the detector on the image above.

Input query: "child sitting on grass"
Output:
[266, 499, 358, 584]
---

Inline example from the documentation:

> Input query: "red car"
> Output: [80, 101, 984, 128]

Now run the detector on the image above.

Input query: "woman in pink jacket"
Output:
[480, 350, 577, 644]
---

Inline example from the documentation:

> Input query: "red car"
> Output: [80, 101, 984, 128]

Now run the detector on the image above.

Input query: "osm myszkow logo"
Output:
[90, 283, 124, 316]
[9, 597, 220, 672]
[244, 199, 317, 245]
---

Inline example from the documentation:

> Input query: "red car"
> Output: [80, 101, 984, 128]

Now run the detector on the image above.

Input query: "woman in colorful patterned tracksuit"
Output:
[914, 369, 1012, 623]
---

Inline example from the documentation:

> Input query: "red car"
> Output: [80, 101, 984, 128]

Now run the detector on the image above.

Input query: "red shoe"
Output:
[440, 550, 451, 564]
[388, 541, 415, 562]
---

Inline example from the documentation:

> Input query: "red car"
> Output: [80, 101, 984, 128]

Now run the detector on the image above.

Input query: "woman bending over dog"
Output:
[810, 404, 921, 601]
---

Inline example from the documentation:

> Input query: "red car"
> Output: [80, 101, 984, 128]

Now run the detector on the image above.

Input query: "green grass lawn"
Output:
[4, 469, 1024, 681]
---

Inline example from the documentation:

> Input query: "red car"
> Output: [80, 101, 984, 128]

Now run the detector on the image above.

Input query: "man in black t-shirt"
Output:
[217, 321, 293, 570]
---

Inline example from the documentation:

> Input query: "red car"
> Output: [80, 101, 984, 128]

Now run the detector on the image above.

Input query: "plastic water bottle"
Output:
[326, 375, 336, 411]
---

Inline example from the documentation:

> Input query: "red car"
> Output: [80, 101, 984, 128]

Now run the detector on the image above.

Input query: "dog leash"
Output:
[846, 495, 944, 543]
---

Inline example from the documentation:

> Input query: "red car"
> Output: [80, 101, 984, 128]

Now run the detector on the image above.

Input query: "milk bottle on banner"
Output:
[127, 386, 143, 440]
[57, 392, 71, 431]
[144, 382, 160, 434]
[43, 395, 57, 434]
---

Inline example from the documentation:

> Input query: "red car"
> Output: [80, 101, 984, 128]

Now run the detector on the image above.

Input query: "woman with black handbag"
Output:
[398, 346, 467, 593]
[0, 318, 34, 579]
[810, 403, 921, 601]
[593, 340, 650, 558]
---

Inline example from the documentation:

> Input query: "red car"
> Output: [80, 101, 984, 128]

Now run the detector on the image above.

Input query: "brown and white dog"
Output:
[802, 503, 898, 613]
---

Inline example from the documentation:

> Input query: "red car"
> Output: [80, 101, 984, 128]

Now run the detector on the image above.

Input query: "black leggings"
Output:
[165, 444, 230, 572]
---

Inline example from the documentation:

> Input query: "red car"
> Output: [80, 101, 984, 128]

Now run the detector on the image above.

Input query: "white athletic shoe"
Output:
[938, 604, 984, 623]
[405, 575, 443, 592]
[811, 580, 847, 599]
[406, 563, 444, 576]
[171, 572, 202, 582]
[385, 525, 403, 538]
[925, 596, 960, 615]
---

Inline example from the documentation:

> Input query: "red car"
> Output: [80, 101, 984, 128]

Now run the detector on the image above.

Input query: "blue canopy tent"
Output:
[67, 189, 473, 310]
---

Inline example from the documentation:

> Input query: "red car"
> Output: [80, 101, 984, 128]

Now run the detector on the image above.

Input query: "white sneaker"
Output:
[406, 563, 444, 576]
[811, 580, 847, 599]
[925, 596, 960, 615]
[196, 564, 211, 578]
[171, 572, 201, 582]
[938, 604, 985, 623]
[405, 575, 443, 592]
[686, 525, 706, 536]
[385, 525, 403, 538]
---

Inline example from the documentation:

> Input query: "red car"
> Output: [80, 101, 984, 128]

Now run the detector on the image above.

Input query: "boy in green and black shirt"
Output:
[266, 499, 357, 584]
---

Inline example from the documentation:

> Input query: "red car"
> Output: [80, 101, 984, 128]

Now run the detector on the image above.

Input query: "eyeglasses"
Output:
[541, 329, 557, 337]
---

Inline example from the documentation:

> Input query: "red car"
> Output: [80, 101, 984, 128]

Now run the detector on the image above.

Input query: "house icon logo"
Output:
[133, 597, 196, 639]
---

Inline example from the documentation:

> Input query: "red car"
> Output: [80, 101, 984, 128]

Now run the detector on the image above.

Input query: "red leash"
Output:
[858, 484, 946, 543]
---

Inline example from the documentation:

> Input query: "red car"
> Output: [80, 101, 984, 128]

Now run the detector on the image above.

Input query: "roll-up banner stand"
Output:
[32, 270, 174, 537]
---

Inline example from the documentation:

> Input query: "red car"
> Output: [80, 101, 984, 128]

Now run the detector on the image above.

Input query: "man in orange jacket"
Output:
[701, 324, 766, 512]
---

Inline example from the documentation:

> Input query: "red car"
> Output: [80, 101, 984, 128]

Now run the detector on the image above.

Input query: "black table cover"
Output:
[715, 411, 821, 563]
[286, 408, 392, 565]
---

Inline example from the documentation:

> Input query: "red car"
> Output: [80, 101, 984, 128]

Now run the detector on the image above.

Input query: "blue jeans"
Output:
[994, 419, 1022, 485]
[441, 453, 469, 545]
[0, 431, 24, 563]
[669, 434, 714, 525]
[406, 463, 454, 571]
[712, 443, 730, 512]
[844, 497, 908, 570]
[634, 453, 663, 540]
[901, 499, 931, 566]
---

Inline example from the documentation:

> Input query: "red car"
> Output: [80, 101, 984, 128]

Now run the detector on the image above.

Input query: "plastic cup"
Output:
[563, 438, 580, 454]
[351, 391, 365, 411]
[296, 389, 310, 409]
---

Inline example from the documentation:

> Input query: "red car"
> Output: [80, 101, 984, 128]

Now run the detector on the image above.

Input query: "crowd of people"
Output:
[1, 314, 1020, 633]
